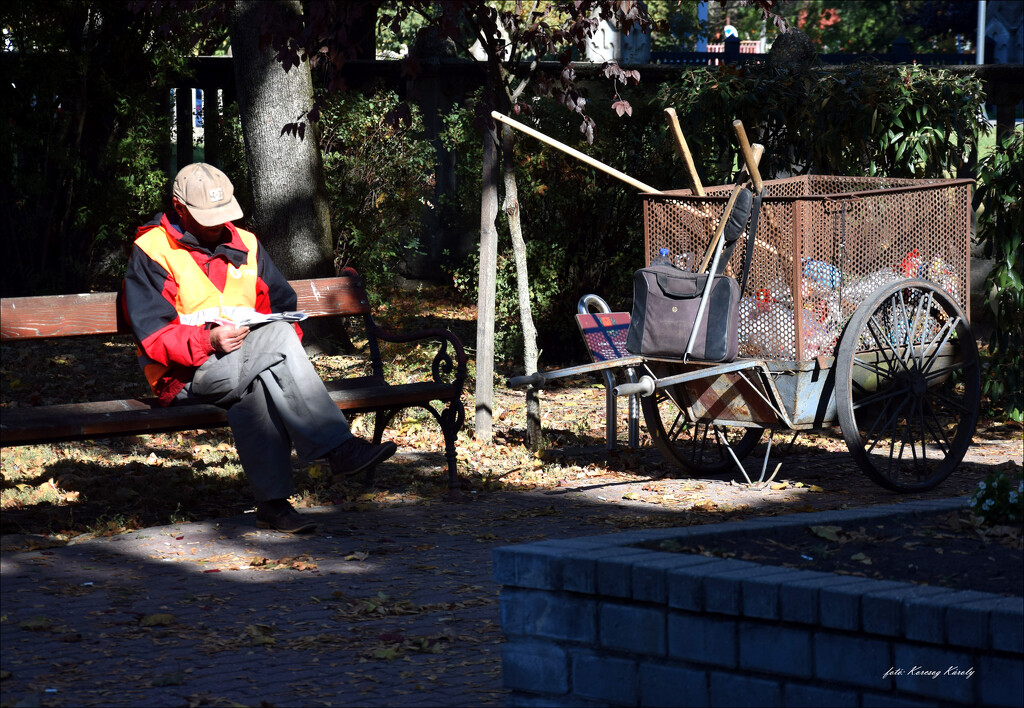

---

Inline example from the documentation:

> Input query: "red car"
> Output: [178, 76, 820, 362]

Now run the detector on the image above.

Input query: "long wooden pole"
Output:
[664, 108, 705, 196]
[491, 111, 661, 194]
[732, 120, 763, 192]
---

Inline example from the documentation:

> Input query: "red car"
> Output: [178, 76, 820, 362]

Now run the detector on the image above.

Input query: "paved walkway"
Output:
[2, 486, 676, 708]
[2, 434, 1021, 707]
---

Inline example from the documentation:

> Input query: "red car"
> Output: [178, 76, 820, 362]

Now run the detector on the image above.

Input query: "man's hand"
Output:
[210, 325, 250, 353]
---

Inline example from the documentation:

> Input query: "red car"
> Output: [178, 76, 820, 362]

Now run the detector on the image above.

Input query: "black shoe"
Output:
[328, 437, 398, 478]
[255, 499, 318, 534]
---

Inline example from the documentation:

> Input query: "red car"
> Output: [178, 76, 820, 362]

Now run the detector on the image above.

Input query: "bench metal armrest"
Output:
[367, 320, 468, 387]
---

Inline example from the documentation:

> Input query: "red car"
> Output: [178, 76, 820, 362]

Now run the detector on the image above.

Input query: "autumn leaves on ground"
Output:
[2, 285, 1022, 548]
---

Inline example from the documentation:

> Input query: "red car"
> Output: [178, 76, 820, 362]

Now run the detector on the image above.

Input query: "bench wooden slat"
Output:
[1, 292, 122, 339]
[0, 378, 461, 445]
[0, 276, 371, 341]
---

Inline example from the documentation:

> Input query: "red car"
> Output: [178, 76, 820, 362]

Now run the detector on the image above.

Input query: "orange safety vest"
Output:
[133, 225, 261, 392]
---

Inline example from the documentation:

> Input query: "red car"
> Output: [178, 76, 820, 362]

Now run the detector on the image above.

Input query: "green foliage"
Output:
[441, 95, 674, 363]
[969, 468, 1024, 527]
[657, 63, 987, 183]
[974, 128, 1024, 422]
[785, 0, 904, 52]
[318, 88, 435, 293]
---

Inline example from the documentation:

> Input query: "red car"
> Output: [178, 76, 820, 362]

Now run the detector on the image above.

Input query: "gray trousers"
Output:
[175, 321, 352, 501]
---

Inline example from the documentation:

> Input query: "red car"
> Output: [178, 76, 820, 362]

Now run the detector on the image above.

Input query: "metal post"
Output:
[174, 87, 194, 172]
[976, 0, 986, 65]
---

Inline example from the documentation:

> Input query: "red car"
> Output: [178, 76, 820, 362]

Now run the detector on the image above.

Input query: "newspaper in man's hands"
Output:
[215, 311, 308, 328]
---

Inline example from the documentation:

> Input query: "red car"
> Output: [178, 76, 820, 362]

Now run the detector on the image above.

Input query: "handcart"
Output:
[511, 173, 979, 493]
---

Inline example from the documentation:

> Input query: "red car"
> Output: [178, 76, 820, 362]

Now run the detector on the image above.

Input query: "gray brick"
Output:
[572, 651, 637, 705]
[502, 641, 569, 694]
[494, 545, 559, 589]
[507, 692, 598, 707]
[860, 692, 938, 707]
[704, 566, 766, 616]
[782, 682, 858, 707]
[741, 569, 822, 620]
[561, 548, 650, 595]
[891, 644, 973, 704]
[990, 596, 1024, 653]
[977, 655, 1024, 708]
[738, 622, 813, 678]
[639, 663, 708, 707]
[666, 559, 760, 612]
[944, 598, 992, 649]
[632, 555, 719, 604]
[596, 550, 661, 598]
[667, 612, 736, 668]
[820, 579, 906, 631]
[903, 589, 996, 644]
[600, 602, 666, 656]
[500, 588, 597, 643]
[779, 574, 868, 625]
[814, 631, 892, 689]
[860, 584, 950, 637]
[708, 671, 782, 706]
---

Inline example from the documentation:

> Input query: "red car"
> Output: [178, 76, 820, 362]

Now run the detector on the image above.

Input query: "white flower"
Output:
[969, 497, 978, 507]
[982, 499, 994, 510]
[978, 481, 987, 490]
[1009, 491, 1019, 504]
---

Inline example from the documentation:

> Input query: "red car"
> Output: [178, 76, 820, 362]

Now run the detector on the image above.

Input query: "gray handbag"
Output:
[625, 266, 740, 362]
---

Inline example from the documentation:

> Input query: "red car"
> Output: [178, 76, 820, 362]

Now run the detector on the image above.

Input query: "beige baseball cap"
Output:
[172, 163, 244, 227]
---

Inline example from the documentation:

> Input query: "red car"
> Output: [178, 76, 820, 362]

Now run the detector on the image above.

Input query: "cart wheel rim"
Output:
[835, 278, 980, 492]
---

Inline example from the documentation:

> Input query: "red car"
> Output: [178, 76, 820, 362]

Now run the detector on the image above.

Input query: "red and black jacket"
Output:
[123, 212, 300, 405]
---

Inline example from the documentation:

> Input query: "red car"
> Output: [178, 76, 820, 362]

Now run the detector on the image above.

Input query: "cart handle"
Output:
[614, 376, 656, 398]
[508, 372, 546, 389]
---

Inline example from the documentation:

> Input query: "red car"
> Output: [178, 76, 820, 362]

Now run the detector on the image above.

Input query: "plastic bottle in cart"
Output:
[652, 247, 672, 267]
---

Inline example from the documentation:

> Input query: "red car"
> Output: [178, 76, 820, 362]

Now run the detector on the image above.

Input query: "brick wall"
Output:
[494, 499, 1023, 707]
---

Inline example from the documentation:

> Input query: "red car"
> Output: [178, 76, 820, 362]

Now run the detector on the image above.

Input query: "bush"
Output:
[969, 466, 1024, 527]
[974, 128, 1024, 422]
[318, 88, 436, 294]
[657, 63, 987, 182]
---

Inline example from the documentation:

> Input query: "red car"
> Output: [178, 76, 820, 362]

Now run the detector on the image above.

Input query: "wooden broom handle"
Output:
[733, 120, 763, 193]
[664, 108, 705, 197]
[491, 111, 661, 195]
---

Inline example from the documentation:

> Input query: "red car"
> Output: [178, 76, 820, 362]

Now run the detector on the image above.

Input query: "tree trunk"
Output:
[475, 126, 500, 442]
[228, 0, 333, 280]
[501, 124, 542, 448]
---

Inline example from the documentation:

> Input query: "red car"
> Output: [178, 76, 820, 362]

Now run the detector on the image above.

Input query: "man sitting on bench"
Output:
[123, 163, 396, 533]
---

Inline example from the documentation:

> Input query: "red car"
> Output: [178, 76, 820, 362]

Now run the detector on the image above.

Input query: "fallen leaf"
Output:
[809, 525, 843, 542]
[18, 617, 53, 631]
[140, 613, 175, 627]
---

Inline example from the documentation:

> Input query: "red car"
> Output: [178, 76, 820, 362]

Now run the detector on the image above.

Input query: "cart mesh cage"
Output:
[642, 176, 972, 362]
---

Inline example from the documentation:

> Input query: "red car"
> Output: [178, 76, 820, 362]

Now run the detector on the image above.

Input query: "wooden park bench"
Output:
[0, 270, 468, 490]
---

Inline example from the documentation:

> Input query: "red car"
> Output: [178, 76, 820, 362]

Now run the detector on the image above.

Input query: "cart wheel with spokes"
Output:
[640, 385, 763, 476]
[835, 278, 980, 492]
